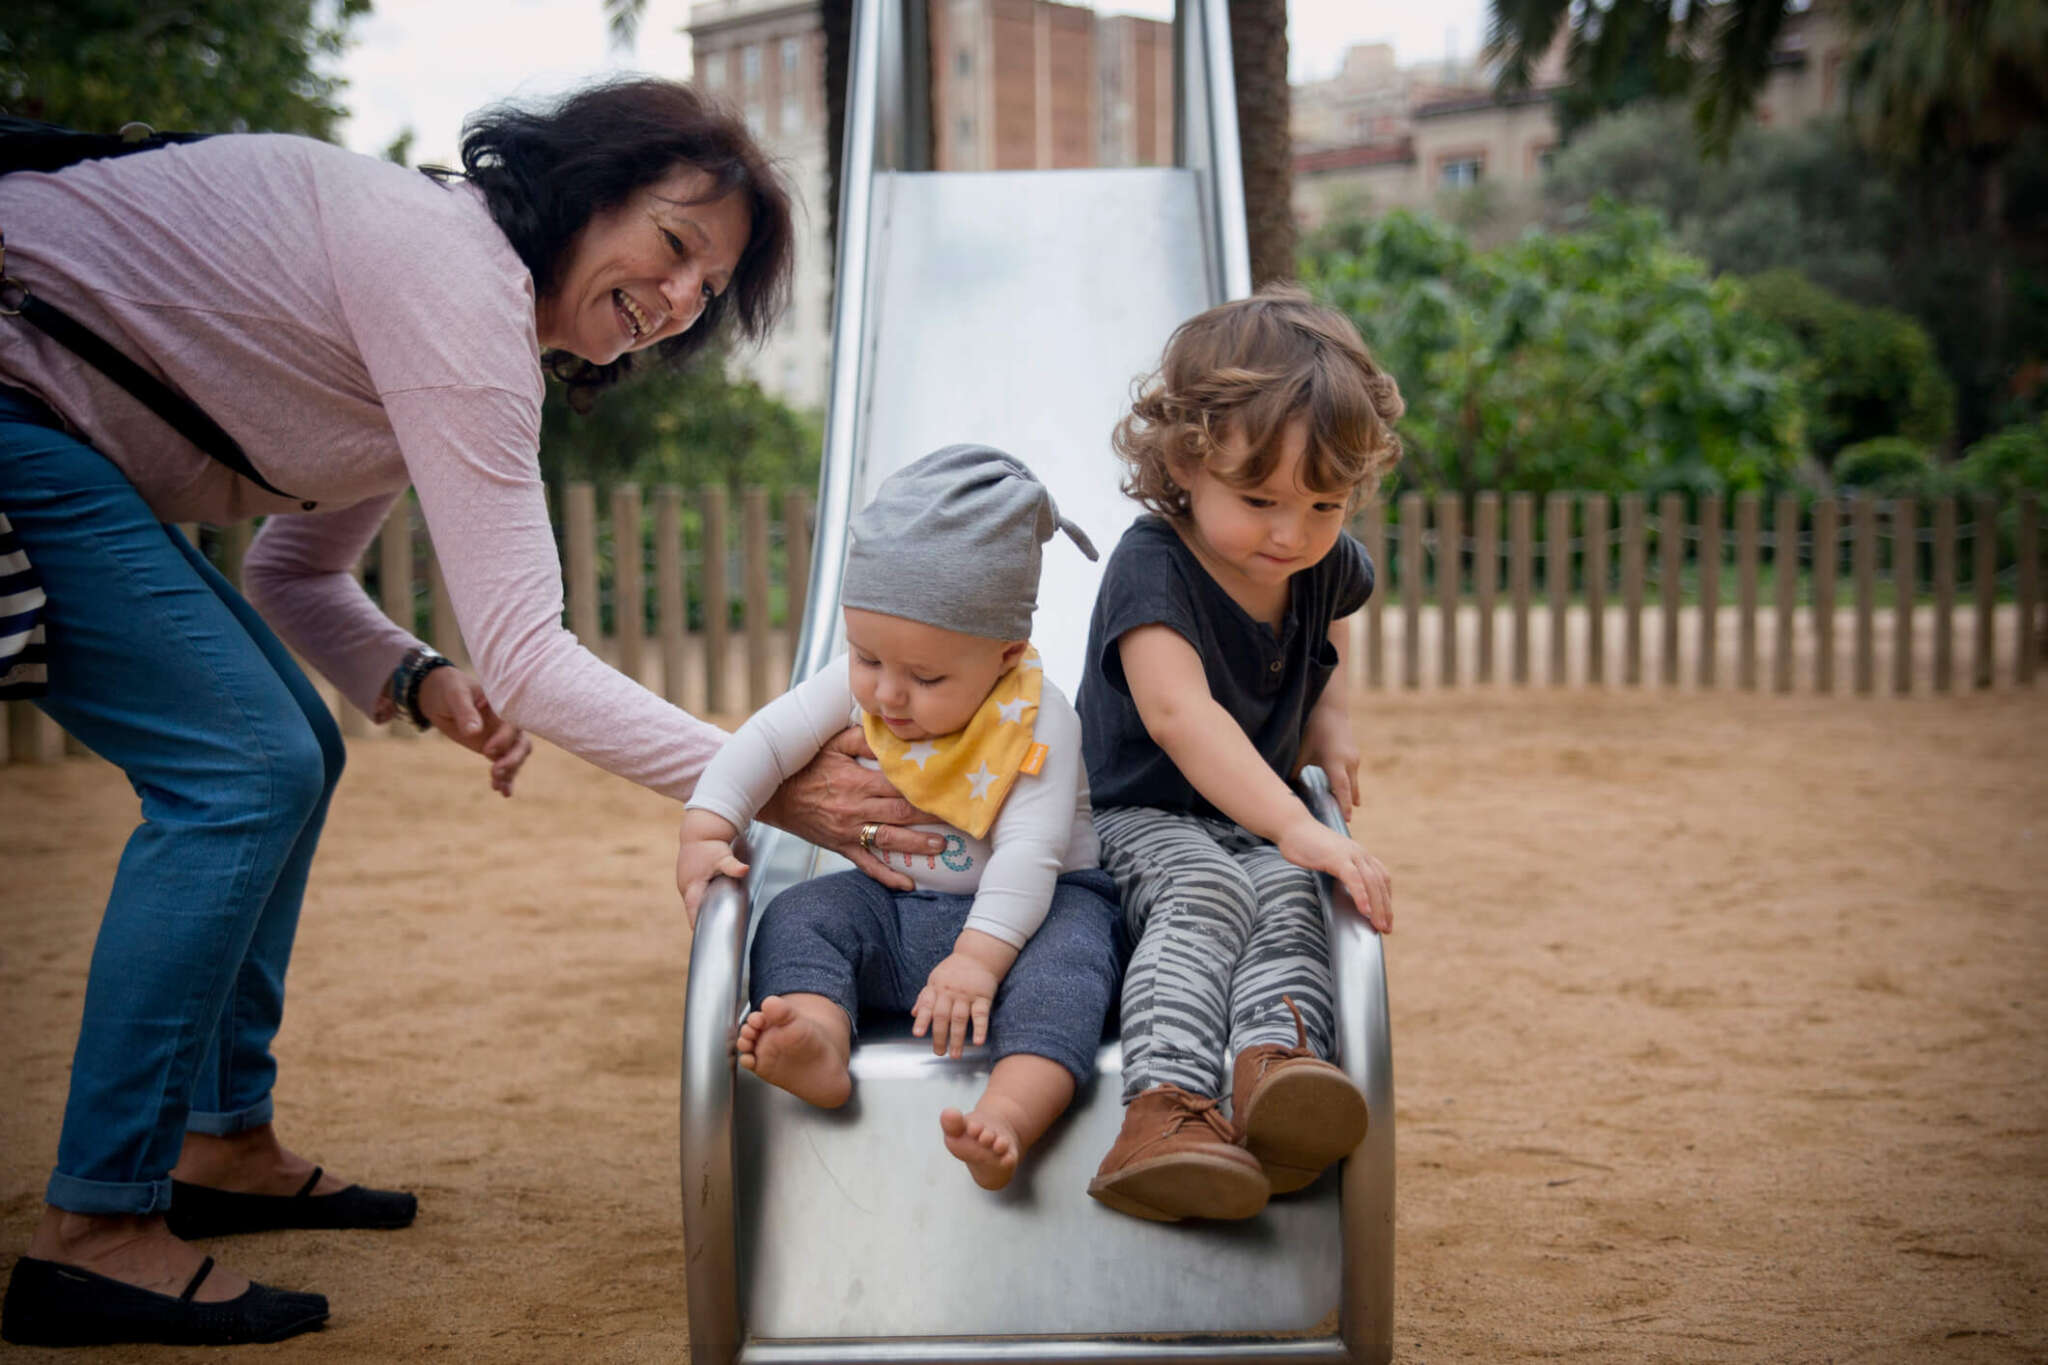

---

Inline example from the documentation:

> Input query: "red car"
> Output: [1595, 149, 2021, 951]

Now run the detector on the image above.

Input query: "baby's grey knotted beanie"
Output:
[841, 444, 1097, 641]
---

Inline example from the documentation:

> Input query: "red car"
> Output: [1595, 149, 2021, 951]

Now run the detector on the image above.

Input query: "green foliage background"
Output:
[1541, 101, 2048, 447]
[1735, 269, 1954, 462]
[1, 0, 371, 137]
[1301, 202, 1804, 500]
[539, 351, 822, 499]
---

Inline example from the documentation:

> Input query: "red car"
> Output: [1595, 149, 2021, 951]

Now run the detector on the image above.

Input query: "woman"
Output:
[0, 79, 937, 1347]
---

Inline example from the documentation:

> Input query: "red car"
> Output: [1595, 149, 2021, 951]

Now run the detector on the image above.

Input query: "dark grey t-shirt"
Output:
[1078, 514, 1375, 818]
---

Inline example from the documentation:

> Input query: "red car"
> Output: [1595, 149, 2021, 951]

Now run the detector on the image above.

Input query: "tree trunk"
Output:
[1229, 0, 1293, 287]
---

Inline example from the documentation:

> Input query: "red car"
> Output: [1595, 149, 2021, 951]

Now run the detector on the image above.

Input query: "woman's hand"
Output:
[1277, 812, 1393, 935]
[417, 666, 532, 797]
[756, 728, 944, 890]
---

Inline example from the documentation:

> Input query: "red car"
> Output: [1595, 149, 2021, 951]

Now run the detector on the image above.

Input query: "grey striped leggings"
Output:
[1094, 805, 1336, 1105]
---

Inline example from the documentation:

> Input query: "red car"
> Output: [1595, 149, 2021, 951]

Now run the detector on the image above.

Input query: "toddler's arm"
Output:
[1297, 620, 1362, 816]
[1119, 625, 1392, 932]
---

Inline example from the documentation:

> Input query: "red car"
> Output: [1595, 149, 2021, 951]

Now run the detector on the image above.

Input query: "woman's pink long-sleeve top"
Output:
[0, 134, 726, 799]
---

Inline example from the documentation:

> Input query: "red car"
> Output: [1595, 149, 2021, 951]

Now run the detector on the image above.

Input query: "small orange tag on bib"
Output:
[1020, 742, 1047, 776]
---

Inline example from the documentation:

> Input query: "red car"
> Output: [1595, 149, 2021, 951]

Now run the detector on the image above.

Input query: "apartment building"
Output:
[1293, 4, 1856, 231]
[690, 0, 834, 409]
[931, 0, 1174, 171]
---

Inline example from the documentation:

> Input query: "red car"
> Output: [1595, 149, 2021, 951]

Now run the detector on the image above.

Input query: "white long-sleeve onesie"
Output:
[687, 654, 1100, 949]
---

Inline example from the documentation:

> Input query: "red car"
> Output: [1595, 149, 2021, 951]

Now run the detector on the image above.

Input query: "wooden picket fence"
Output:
[3, 485, 2041, 766]
[1353, 490, 2042, 695]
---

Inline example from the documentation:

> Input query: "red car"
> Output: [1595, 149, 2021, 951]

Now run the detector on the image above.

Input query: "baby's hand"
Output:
[676, 838, 749, 927]
[1277, 815, 1393, 935]
[913, 952, 1001, 1059]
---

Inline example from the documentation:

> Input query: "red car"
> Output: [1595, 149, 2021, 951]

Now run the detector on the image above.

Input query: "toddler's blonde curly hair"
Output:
[1114, 285, 1403, 518]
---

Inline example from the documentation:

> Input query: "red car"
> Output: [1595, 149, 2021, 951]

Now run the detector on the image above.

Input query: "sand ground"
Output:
[2, 686, 2044, 1363]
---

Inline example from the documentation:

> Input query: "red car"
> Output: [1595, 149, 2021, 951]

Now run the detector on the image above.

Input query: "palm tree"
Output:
[1843, 0, 2046, 225]
[603, 0, 644, 48]
[1230, 0, 1295, 286]
[1487, 0, 1793, 152]
[1842, 0, 2047, 450]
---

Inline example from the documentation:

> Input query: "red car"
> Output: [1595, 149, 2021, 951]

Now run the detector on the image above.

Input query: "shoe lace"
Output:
[1246, 995, 1314, 1083]
[1165, 1093, 1239, 1144]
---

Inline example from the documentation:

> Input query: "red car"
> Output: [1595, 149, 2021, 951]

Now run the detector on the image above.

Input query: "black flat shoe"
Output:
[0, 1254, 328, 1346]
[166, 1166, 418, 1239]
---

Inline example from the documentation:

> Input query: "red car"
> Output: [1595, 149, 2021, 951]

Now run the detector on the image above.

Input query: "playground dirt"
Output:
[2, 686, 2044, 1364]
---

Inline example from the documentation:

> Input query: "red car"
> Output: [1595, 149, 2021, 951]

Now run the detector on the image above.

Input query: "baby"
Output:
[676, 444, 1120, 1190]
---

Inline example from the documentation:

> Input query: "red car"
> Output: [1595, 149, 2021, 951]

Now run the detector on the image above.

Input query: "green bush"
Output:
[538, 349, 821, 498]
[1543, 102, 2048, 448]
[1956, 418, 2048, 500]
[1737, 270, 1954, 461]
[1831, 437, 1945, 498]
[1300, 200, 1804, 498]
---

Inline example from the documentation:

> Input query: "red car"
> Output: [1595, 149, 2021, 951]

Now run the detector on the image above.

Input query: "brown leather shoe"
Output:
[1087, 1084, 1269, 1222]
[1231, 996, 1368, 1194]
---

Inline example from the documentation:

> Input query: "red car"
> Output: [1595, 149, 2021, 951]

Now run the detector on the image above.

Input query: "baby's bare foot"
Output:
[940, 1106, 1019, 1191]
[738, 996, 851, 1108]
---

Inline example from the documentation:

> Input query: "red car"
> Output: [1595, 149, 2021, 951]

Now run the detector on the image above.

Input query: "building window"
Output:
[743, 45, 761, 85]
[745, 103, 766, 135]
[782, 93, 804, 134]
[1440, 156, 1483, 189]
[781, 37, 801, 73]
[956, 48, 972, 77]
[956, 115, 974, 144]
[703, 56, 725, 92]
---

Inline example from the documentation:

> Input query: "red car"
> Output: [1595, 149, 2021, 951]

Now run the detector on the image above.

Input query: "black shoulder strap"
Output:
[0, 122, 314, 508]
[0, 116, 213, 175]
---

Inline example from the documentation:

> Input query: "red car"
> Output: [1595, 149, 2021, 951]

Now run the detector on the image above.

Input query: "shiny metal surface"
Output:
[683, 0, 1392, 1358]
[734, 1035, 1342, 1339]
[1301, 771, 1396, 1365]
[1174, 0, 1252, 303]
[794, 0, 887, 688]
[739, 1341, 1353, 1365]
[681, 875, 750, 1365]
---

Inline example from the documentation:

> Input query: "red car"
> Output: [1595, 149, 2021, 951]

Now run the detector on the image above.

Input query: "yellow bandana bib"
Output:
[861, 647, 1046, 839]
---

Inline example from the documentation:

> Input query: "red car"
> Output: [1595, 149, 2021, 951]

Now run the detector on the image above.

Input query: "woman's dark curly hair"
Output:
[458, 77, 794, 411]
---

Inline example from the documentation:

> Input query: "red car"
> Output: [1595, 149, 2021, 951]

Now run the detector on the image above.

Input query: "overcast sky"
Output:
[336, 0, 1493, 165]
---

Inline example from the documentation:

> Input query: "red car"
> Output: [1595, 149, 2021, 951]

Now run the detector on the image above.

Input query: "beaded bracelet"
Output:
[389, 645, 452, 731]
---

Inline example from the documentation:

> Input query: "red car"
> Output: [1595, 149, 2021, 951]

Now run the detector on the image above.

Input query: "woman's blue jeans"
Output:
[1, 389, 344, 1216]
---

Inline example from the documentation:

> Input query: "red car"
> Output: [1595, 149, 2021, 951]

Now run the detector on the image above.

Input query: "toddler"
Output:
[1079, 287, 1402, 1222]
[676, 444, 1119, 1191]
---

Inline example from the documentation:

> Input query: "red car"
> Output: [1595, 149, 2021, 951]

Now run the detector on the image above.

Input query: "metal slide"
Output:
[679, 2, 1394, 1359]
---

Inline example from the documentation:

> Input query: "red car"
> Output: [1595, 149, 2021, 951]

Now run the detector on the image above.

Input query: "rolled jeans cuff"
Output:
[184, 1095, 275, 1137]
[45, 1169, 174, 1217]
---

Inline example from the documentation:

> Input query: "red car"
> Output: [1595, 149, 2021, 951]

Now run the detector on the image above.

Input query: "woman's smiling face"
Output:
[535, 163, 753, 365]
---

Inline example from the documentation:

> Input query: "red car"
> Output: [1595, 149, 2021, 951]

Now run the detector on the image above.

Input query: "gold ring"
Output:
[859, 822, 881, 854]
